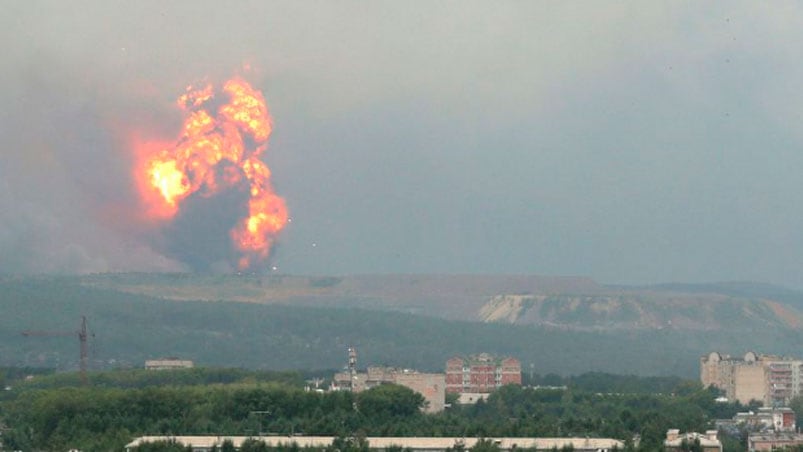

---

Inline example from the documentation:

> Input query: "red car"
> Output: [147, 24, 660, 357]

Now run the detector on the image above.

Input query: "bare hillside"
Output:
[80, 273, 803, 333]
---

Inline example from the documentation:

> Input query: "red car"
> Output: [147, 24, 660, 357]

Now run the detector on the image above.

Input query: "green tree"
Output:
[129, 439, 192, 451]
[678, 437, 703, 452]
[329, 435, 369, 452]
[471, 438, 500, 452]
[221, 439, 237, 452]
[240, 438, 270, 452]
[356, 384, 424, 420]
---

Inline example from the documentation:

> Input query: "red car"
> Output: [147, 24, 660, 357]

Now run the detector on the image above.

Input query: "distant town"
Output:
[5, 274, 803, 451]
[121, 348, 803, 452]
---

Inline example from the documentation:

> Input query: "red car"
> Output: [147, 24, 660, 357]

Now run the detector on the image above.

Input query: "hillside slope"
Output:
[81, 273, 803, 332]
[477, 292, 803, 331]
[2, 275, 803, 378]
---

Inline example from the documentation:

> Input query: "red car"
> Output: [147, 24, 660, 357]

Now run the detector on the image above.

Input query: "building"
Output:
[700, 351, 803, 406]
[445, 353, 521, 394]
[144, 358, 194, 370]
[717, 407, 797, 438]
[332, 366, 446, 414]
[748, 432, 803, 451]
[125, 436, 624, 452]
[664, 430, 722, 452]
[394, 372, 446, 413]
[733, 407, 796, 432]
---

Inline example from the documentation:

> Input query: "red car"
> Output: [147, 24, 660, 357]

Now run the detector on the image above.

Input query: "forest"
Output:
[0, 367, 763, 452]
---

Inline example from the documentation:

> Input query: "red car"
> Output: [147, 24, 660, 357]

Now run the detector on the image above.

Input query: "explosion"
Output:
[135, 76, 287, 270]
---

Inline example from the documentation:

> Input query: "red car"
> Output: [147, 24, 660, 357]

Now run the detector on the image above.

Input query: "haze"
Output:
[1, 1, 802, 287]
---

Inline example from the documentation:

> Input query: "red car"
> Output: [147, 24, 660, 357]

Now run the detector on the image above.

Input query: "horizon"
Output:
[5, 270, 803, 293]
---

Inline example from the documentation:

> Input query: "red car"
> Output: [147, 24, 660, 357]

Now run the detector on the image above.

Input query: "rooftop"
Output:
[126, 435, 624, 451]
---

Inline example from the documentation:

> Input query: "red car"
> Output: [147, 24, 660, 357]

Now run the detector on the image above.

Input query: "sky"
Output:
[2, 1, 803, 287]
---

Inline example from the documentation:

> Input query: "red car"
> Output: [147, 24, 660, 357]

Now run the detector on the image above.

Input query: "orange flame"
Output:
[135, 76, 287, 269]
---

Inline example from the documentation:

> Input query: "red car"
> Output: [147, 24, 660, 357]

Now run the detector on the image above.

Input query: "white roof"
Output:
[664, 432, 720, 447]
[126, 435, 624, 450]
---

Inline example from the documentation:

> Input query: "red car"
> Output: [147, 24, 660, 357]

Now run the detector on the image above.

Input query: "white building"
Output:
[664, 430, 722, 452]
[144, 358, 194, 370]
[126, 435, 624, 452]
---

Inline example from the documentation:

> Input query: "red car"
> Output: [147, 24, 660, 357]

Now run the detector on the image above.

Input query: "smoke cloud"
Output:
[5, 2, 803, 287]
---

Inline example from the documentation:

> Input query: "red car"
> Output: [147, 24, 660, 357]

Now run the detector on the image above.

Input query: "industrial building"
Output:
[332, 367, 445, 413]
[700, 351, 803, 406]
[445, 353, 521, 394]
[331, 348, 446, 413]
[125, 435, 624, 452]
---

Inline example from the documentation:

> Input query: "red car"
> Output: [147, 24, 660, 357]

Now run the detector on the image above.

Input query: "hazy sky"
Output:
[2, 1, 803, 287]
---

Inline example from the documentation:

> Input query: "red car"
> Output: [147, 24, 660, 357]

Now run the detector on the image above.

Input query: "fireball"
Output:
[135, 76, 287, 269]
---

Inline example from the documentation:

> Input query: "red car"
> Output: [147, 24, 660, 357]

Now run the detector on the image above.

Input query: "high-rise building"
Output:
[445, 353, 521, 394]
[701, 351, 803, 406]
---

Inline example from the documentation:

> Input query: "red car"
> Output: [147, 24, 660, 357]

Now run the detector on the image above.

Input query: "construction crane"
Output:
[21, 316, 91, 384]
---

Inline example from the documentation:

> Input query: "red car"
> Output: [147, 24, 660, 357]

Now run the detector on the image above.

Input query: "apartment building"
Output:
[700, 351, 803, 406]
[445, 353, 521, 394]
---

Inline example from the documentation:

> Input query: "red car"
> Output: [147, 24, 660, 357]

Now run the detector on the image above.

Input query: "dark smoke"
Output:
[160, 181, 251, 272]
[0, 56, 218, 274]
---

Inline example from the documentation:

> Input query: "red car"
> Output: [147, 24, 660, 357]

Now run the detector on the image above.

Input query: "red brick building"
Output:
[445, 353, 522, 394]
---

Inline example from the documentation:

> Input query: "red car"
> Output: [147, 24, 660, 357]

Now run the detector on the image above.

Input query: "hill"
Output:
[81, 273, 803, 332]
[2, 274, 803, 378]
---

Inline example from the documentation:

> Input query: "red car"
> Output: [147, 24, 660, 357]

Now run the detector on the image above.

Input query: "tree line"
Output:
[0, 368, 753, 452]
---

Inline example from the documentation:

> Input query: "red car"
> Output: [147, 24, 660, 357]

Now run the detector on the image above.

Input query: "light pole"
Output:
[249, 410, 271, 436]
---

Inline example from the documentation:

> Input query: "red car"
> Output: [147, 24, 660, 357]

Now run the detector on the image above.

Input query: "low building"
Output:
[748, 432, 803, 451]
[717, 408, 797, 437]
[732, 407, 796, 432]
[144, 358, 194, 370]
[664, 429, 722, 452]
[125, 435, 624, 452]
